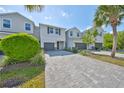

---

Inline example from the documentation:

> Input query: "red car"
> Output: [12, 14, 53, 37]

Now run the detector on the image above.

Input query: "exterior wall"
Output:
[83, 27, 104, 49]
[0, 13, 34, 34]
[40, 24, 66, 49]
[33, 26, 40, 41]
[95, 27, 104, 43]
[66, 28, 82, 49]
[0, 13, 40, 41]
[0, 32, 12, 38]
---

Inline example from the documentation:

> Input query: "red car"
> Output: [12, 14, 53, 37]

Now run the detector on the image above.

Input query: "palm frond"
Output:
[25, 5, 44, 12]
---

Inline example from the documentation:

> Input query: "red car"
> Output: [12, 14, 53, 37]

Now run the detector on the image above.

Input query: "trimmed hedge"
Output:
[1, 33, 40, 63]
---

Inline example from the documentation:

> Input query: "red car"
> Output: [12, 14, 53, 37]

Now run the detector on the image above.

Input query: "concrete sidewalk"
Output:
[92, 51, 124, 58]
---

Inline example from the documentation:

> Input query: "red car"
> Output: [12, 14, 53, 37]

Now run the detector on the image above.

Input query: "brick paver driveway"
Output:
[45, 50, 124, 88]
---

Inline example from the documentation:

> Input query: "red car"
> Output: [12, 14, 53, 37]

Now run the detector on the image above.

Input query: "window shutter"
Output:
[59, 28, 61, 35]
[47, 27, 49, 34]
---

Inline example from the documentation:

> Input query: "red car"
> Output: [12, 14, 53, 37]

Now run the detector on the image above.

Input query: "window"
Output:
[3, 19, 11, 28]
[47, 27, 53, 34]
[25, 23, 31, 31]
[99, 32, 102, 36]
[55, 28, 59, 34]
[77, 33, 80, 37]
[70, 31, 73, 36]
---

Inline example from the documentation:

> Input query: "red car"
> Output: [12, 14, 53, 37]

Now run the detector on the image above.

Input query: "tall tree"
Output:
[104, 33, 113, 50]
[82, 29, 98, 49]
[24, 5, 44, 12]
[94, 5, 124, 57]
[118, 31, 124, 49]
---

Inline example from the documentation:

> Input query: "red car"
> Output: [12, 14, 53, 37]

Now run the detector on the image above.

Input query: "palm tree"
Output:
[94, 5, 124, 57]
[24, 5, 44, 12]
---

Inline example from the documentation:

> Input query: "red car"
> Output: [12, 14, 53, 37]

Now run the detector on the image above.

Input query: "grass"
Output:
[0, 66, 45, 88]
[19, 72, 45, 88]
[118, 52, 124, 54]
[87, 54, 124, 67]
[0, 50, 45, 88]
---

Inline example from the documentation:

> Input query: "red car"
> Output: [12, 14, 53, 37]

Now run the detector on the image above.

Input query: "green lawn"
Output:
[118, 52, 124, 54]
[87, 54, 124, 67]
[0, 65, 45, 88]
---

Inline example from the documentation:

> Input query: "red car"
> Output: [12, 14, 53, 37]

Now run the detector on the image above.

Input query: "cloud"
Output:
[109, 31, 113, 34]
[28, 15, 33, 20]
[0, 7, 14, 13]
[44, 16, 52, 20]
[85, 26, 92, 30]
[0, 7, 6, 13]
[61, 11, 71, 18]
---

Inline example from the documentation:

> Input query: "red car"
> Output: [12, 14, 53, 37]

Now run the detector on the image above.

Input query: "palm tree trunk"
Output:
[111, 25, 117, 57]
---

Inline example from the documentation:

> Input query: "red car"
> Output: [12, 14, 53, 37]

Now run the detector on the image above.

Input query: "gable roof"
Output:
[0, 12, 34, 24]
[39, 23, 66, 30]
[66, 27, 80, 32]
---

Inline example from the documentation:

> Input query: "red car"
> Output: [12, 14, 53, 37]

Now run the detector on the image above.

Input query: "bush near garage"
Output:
[0, 33, 40, 64]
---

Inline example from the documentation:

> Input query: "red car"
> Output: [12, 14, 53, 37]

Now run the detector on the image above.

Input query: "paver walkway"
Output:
[45, 50, 124, 88]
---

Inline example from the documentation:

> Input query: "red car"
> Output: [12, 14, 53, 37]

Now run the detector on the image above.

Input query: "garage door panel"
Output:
[75, 43, 86, 49]
[44, 43, 54, 51]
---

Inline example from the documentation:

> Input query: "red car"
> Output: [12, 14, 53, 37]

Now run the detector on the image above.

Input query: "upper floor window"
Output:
[99, 32, 102, 36]
[70, 31, 73, 36]
[77, 33, 80, 37]
[47, 27, 53, 34]
[25, 23, 31, 31]
[3, 19, 11, 28]
[55, 28, 59, 34]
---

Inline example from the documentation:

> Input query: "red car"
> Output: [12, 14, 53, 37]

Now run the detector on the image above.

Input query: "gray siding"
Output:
[0, 12, 34, 34]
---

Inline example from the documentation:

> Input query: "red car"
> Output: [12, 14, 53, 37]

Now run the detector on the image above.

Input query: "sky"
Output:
[0, 5, 124, 33]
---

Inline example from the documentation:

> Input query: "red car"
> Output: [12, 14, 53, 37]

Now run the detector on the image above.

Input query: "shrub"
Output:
[0, 56, 11, 67]
[1, 33, 40, 64]
[30, 50, 45, 66]
[64, 48, 72, 52]
[72, 47, 78, 53]
[64, 47, 79, 53]
[80, 50, 91, 56]
[0, 39, 2, 51]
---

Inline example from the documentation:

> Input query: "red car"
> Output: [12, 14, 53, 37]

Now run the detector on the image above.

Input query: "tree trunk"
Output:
[111, 25, 117, 57]
[87, 44, 89, 50]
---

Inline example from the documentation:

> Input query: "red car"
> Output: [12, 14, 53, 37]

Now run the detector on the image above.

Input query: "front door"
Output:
[57, 42, 59, 49]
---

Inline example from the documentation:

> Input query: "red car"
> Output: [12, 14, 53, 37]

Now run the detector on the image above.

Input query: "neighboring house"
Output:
[0, 12, 40, 41]
[39, 24, 66, 51]
[82, 27, 104, 50]
[66, 27, 86, 49]
[0, 12, 104, 51]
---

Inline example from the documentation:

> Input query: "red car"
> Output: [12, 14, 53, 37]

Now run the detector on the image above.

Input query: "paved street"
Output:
[45, 50, 124, 88]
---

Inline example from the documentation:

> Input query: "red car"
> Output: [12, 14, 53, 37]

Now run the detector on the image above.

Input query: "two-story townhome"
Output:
[0, 12, 104, 51]
[66, 27, 87, 49]
[39, 24, 66, 51]
[82, 27, 104, 50]
[0, 12, 40, 41]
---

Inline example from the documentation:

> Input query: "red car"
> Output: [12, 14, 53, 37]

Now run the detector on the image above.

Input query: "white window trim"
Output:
[48, 27, 54, 34]
[2, 18, 12, 29]
[24, 22, 33, 33]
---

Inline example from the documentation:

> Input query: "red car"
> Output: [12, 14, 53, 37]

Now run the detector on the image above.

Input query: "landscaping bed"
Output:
[0, 62, 45, 88]
[88, 54, 124, 67]
[0, 33, 45, 88]
[80, 50, 124, 67]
